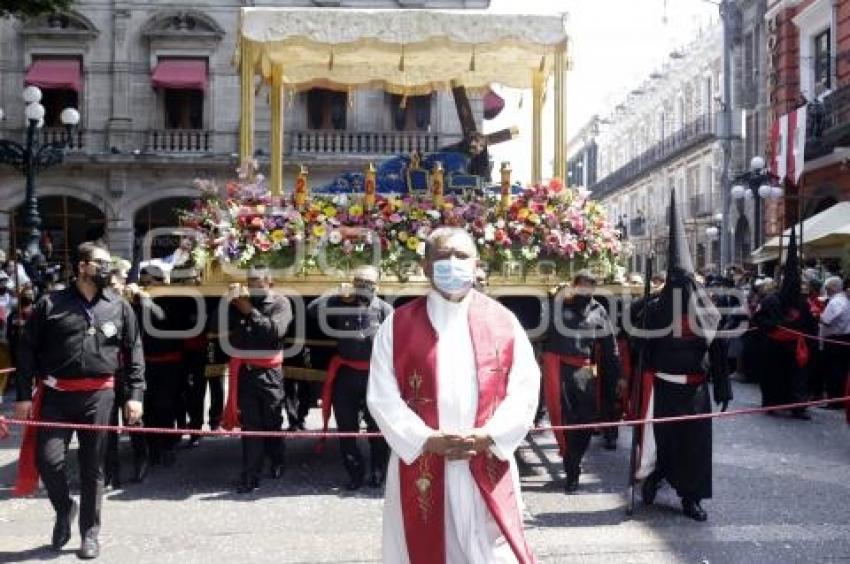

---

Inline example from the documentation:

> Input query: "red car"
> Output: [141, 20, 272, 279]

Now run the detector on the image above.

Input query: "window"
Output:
[164, 89, 203, 129]
[813, 28, 831, 94]
[41, 88, 78, 127]
[307, 88, 348, 130]
[389, 94, 431, 131]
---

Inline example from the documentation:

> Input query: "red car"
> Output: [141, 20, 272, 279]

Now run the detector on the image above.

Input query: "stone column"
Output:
[106, 5, 133, 151]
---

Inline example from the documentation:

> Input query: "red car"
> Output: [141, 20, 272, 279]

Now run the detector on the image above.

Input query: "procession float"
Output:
[157, 7, 636, 381]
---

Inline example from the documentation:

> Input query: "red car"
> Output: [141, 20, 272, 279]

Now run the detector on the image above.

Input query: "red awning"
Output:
[483, 88, 505, 120]
[25, 59, 82, 92]
[151, 60, 208, 91]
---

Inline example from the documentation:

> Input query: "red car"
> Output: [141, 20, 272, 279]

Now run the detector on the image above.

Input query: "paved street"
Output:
[0, 379, 848, 564]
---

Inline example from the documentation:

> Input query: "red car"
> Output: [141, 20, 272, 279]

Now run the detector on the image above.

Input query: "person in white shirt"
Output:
[367, 227, 539, 564]
[819, 277, 850, 402]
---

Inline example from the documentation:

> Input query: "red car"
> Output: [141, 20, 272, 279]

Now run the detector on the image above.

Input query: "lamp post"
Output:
[705, 211, 723, 267]
[0, 86, 80, 278]
[730, 155, 783, 253]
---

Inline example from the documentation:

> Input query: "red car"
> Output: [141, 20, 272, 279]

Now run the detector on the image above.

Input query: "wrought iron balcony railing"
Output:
[591, 115, 716, 199]
[291, 129, 440, 155]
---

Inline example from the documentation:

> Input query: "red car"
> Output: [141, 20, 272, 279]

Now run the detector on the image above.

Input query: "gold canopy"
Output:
[237, 7, 570, 192]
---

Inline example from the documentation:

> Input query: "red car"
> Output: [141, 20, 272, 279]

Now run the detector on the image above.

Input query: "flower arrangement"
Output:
[180, 166, 624, 282]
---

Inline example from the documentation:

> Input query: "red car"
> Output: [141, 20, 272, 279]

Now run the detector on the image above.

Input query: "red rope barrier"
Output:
[0, 396, 847, 440]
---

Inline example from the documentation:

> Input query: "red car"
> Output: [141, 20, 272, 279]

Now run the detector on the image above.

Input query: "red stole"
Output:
[15, 376, 115, 496]
[221, 353, 284, 430]
[315, 355, 371, 452]
[393, 291, 536, 564]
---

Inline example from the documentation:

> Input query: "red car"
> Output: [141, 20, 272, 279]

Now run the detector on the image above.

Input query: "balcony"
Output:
[291, 130, 440, 156]
[689, 193, 713, 218]
[806, 84, 850, 160]
[40, 127, 85, 150]
[591, 115, 715, 199]
[146, 129, 212, 153]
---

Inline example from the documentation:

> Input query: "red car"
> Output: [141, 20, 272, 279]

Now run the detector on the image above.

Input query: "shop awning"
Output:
[151, 60, 208, 91]
[238, 7, 569, 94]
[25, 59, 82, 92]
[751, 202, 850, 262]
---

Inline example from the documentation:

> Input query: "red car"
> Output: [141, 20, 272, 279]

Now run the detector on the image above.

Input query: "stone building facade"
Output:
[0, 0, 488, 269]
[765, 0, 850, 231]
[590, 24, 727, 274]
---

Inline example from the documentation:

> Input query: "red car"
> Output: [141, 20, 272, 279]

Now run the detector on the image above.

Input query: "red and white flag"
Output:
[770, 106, 807, 184]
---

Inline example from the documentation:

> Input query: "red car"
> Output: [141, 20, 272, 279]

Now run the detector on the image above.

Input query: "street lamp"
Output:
[730, 155, 782, 250]
[0, 86, 80, 281]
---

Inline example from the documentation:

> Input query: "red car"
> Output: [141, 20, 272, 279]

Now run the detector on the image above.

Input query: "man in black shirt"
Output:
[14, 241, 144, 559]
[309, 265, 393, 490]
[542, 271, 623, 493]
[222, 265, 292, 494]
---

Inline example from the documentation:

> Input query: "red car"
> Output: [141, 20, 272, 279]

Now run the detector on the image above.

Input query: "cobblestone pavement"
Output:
[1, 379, 848, 563]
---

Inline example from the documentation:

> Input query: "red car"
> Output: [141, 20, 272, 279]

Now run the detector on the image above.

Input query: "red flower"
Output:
[549, 178, 564, 193]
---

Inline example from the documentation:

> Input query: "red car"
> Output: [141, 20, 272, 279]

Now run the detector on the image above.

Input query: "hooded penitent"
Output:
[778, 225, 802, 308]
[651, 190, 720, 340]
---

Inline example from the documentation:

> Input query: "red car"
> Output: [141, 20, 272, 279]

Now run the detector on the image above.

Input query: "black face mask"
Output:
[571, 294, 592, 311]
[20, 296, 34, 307]
[92, 268, 112, 290]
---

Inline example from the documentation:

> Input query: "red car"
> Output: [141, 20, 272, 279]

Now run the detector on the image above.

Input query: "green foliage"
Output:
[0, 0, 74, 19]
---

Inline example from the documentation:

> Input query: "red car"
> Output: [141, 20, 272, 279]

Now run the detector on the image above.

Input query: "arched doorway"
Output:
[133, 197, 193, 261]
[733, 215, 751, 265]
[11, 196, 106, 282]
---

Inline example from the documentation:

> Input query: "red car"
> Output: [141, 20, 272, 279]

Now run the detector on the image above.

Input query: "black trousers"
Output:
[823, 335, 850, 400]
[37, 387, 114, 537]
[186, 353, 224, 431]
[560, 366, 598, 474]
[238, 366, 286, 481]
[284, 378, 316, 428]
[144, 361, 182, 460]
[332, 366, 389, 481]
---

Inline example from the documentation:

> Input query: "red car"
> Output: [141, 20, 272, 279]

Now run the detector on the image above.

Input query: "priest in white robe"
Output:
[367, 227, 540, 564]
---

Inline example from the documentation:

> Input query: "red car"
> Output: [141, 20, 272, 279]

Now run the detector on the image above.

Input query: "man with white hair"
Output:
[309, 264, 393, 490]
[819, 276, 850, 402]
[367, 227, 539, 563]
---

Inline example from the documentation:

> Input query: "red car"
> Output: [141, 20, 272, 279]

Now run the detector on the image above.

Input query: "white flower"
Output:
[484, 224, 495, 242]
[328, 230, 343, 245]
[496, 219, 506, 229]
[416, 241, 426, 256]
[427, 210, 441, 220]
[416, 226, 431, 239]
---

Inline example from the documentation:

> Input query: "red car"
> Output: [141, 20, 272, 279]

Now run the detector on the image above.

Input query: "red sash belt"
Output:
[15, 375, 114, 496]
[541, 352, 594, 457]
[316, 355, 371, 452]
[144, 351, 184, 364]
[767, 327, 809, 368]
[221, 353, 284, 430]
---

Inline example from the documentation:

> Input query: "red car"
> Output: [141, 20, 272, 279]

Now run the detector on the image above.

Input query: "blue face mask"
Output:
[432, 258, 475, 298]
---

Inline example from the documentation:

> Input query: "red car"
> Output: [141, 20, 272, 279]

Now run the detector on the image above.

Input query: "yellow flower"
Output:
[312, 224, 327, 238]
[545, 205, 555, 214]
[398, 231, 409, 242]
[255, 205, 266, 215]
[518, 208, 530, 220]
[323, 206, 337, 218]
[406, 236, 420, 251]
[349, 204, 364, 217]
[528, 213, 541, 225]
[271, 229, 285, 243]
